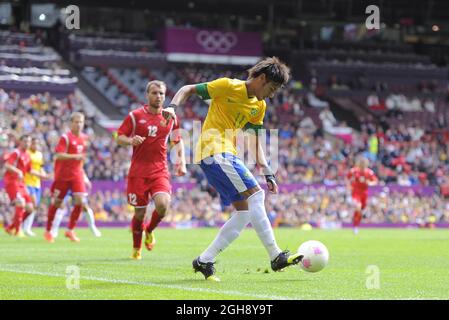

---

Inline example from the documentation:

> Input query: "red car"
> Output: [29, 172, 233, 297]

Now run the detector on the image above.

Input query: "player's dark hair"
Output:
[247, 56, 290, 86]
[146, 80, 166, 93]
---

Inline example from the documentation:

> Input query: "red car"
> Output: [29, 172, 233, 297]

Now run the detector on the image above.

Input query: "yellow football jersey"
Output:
[24, 150, 44, 188]
[194, 77, 266, 163]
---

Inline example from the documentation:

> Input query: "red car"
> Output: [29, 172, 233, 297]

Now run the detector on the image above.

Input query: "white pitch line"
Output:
[0, 267, 295, 300]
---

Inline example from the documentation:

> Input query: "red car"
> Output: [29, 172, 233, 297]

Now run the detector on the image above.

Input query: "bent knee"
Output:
[155, 204, 168, 217]
[53, 199, 63, 208]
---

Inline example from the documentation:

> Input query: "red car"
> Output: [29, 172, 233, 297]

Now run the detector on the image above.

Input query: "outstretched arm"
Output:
[162, 85, 197, 122]
[54, 152, 85, 161]
[29, 168, 48, 179]
[170, 85, 197, 107]
[5, 163, 23, 180]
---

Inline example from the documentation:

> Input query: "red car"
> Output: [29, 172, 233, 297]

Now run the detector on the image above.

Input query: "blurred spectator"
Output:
[319, 107, 353, 138]
[307, 83, 329, 108]
[0, 89, 8, 111]
[423, 99, 435, 113]
[367, 93, 385, 111]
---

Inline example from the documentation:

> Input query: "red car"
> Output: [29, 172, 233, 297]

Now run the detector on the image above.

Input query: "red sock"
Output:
[68, 205, 82, 230]
[353, 210, 362, 227]
[12, 206, 25, 234]
[46, 205, 58, 231]
[145, 209, 163, 234]
[132, 216, 144, 249]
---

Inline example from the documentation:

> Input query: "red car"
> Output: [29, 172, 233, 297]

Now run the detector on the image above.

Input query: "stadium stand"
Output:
[1, 25, 449, 227]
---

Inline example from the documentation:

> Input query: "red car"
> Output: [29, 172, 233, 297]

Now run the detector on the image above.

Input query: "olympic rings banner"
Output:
[157, 27, 262, 65]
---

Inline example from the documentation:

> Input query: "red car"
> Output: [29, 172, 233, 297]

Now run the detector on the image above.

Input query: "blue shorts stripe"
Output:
[200, 153, 258, 206]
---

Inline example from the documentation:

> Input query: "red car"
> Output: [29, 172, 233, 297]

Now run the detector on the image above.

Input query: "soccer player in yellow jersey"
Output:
[164, 57, 303, 281]
[23, 137, 48, 236]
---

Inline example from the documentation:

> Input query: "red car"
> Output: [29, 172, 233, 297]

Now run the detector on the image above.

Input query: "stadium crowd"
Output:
[0, 89, 130, 181]
[2, 86, 449, 188]
[1, 64, 449, 226]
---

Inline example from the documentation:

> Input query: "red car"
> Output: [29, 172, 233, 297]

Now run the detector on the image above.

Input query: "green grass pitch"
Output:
[0, 228, 448, 300]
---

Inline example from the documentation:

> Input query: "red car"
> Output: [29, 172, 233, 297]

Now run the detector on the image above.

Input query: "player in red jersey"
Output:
[117, 80, 186, 260]
[346, 157, 378, 234]
[44, 112, 91, 243]
[3, 135, 39, 236]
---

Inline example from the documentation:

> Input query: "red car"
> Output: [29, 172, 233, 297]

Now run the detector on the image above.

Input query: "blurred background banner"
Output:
[159, 27, 262, 65]
[0, 181, 435, 196]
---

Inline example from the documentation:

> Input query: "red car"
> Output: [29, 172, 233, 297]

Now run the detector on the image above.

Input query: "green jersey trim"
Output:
[243, 122, 263, 134]
[195, 83, 211, 100]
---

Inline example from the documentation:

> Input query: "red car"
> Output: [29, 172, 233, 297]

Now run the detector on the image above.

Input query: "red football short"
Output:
[352, 192, 368, 209]
[51, 178, 87, 200]
[127, 174, 171, 207]
[5, 182, 32, 205]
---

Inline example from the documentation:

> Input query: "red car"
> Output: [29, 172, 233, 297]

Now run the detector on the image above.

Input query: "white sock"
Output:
[248, 190, 282, 261]
[199, 210, 251, 263]
[23, 212, 35, 232]
[84, 206, 97, 231]
[51, 208, 66, 237]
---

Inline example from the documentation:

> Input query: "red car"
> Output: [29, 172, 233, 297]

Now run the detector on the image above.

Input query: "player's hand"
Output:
[162, 105, 177, 123]
[48, 172, 55, 180]
[265, 174, 278, 194]
[40, 170, 49, 180]
[17, 171, 23, 181]
[175, 163, 187, 177]
[131, 135, 146, 146]
[85, 179, 92, 190]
